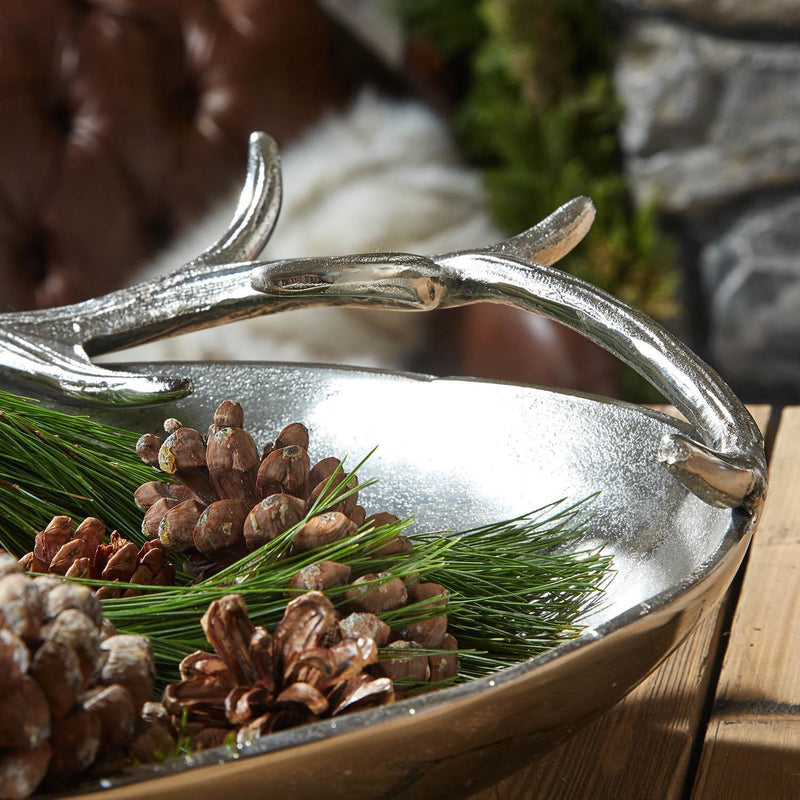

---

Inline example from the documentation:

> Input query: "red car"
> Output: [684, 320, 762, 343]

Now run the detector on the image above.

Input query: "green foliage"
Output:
[100, 470, 610, 689]
[396, 0, 679, 321]
[0, 390, 612, 695]
[0, 390, 159, 555]
[400, 0, 484, 58]
[416, 499, 610, 669]
[0, 389, 611, 694]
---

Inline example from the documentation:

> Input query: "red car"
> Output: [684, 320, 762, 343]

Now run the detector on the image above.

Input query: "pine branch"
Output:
[0, 390, 161, 555]
[0, 389, 613, 693]
[98, 478, 610, 689]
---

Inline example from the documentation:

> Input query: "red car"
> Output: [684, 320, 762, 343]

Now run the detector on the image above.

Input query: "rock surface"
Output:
[613, 8, 800, 397]
[702, 195, 800, 393]
[613, 0, 800, 32]
[616, 20, 800, 214]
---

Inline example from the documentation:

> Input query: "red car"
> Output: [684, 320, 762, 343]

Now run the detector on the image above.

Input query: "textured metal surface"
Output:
[0, 132, 764, 508]
[47, 361, 758, 799]
[86, 362, 738, 624]
[0, 137, 592, 407]
[250, 248, 765, 510]
[0, 130, 768, 796]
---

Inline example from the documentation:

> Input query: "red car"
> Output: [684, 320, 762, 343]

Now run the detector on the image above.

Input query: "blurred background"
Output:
[1, 0, 797, 403]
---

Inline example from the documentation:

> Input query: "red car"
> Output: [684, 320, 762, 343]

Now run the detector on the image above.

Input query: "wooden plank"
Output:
[691, 406, 800, 800]
[470, 406, 772, 800]
[469, 612, 725, 800]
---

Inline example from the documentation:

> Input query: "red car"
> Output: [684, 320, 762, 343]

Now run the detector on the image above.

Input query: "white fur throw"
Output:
[113, 92, 501, 370]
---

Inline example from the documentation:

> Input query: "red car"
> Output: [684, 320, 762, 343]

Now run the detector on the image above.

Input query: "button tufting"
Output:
[67, 0, 93, 10]
[47, 99, 74, 140]
[141, 214, 173, 252]
[0, 0, 385, 310]
[175, 80, 201, 123]
[18, 230, 49, 284]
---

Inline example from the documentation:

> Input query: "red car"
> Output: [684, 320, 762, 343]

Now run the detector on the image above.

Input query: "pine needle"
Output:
[0, 390, 613, 691]
[97, 471, 611, 688]
[0, 390, 160, 554]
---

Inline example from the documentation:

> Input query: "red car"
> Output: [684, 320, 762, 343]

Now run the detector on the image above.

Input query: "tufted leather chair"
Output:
[0, 0, 394, 312]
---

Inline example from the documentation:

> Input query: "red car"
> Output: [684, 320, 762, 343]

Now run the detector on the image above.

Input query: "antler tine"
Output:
[0, 133, 283, 406]
[0, 128, 597, 408]
[193, 131, 283, 267]
[478, 196, 595, 266]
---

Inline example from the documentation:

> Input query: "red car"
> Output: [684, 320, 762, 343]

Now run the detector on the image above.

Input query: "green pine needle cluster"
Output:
[99, 469, 610, 689]
[0, 390, 612, 693]
[0, 389, 159, 555]
[417, 501, 608, 671]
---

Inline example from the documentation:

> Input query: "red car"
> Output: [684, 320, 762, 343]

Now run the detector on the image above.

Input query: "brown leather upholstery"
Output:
[0, 0, 387, 312]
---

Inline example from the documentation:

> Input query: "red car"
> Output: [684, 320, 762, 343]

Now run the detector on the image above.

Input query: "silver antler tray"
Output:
[0, 135, 766, 798]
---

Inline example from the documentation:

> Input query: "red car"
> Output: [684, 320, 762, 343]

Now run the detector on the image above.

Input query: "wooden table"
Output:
[471, 405, 800, 800]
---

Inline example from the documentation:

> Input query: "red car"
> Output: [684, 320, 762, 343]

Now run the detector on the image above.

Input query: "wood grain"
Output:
[691, 407, 800, 800]
[470, 406, 772, 800]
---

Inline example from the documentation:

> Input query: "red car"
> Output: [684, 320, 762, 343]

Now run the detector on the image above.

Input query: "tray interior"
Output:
[88, 361, 736, 629]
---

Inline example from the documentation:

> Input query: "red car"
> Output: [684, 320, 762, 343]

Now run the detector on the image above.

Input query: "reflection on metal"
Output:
[38, 360, 763, 799]
[0, 133, 769, 797]
[0, 132, 765, 512]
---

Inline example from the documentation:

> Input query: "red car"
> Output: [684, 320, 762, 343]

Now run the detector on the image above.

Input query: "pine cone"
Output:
[0, 555, 172, 799]
[162, 592, 395, 747]
[18, 517, 174, 597]
[136, 401, 460, 690]
[292, 564, 459, 689]
[133, 402, 395, 578]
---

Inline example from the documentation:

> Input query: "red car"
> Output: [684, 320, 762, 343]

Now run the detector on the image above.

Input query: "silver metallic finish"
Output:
[0, 132, 768, 798]
[43, 360, 762, 799]
[0, 138, 591, 408]
[251, 249, 765, 511]
[480, 193, 596, 266]
[0, 131, 765, 509]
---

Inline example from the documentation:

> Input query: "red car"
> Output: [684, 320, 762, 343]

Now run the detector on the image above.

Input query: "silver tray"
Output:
[0, 135, 766, 798]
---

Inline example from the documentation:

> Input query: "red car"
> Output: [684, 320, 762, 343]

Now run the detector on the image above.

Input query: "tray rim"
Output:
[37, 359, 757, 797]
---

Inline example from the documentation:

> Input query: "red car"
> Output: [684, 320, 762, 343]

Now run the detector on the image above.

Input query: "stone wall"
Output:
[612, 1, 800, 399]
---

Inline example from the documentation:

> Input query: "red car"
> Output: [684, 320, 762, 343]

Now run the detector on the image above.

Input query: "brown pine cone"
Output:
[136, 402, 460, 688]
[134, 402, 396, 579]
[0, 558, 170, 799]
[162, 592, 394, 748]
[291, 565, 459, 690]
[17, 517, 174, 597]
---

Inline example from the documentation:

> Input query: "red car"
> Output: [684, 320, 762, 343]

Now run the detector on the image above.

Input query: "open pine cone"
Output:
[0, 554, 173, 799]
[18, 516, 174, 598]
[134, 402, 408, 579]
[163, 591, 395, 748]
[136, 401, 460, 689]
[287, 559, 458, 688]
